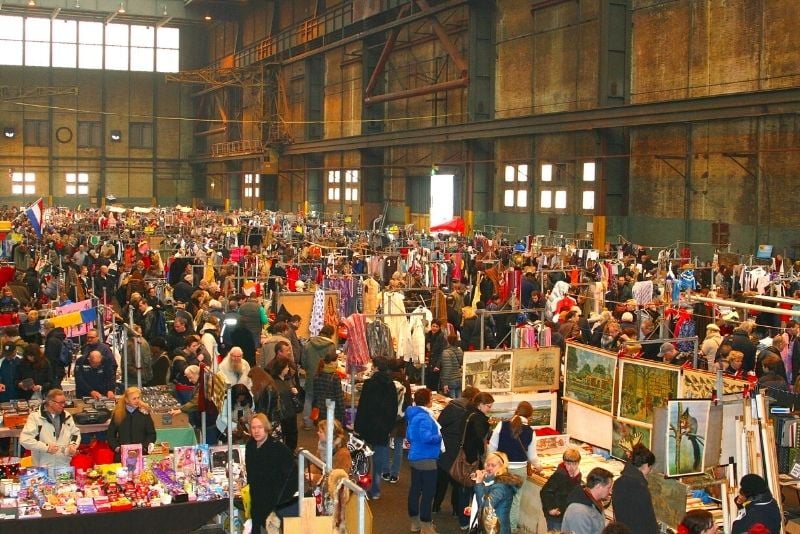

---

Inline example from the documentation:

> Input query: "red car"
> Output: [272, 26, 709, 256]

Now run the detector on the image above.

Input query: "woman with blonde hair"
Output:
[306, 419, 352, 484]
[107, 386, 157, 461]
[470, 451, 523, 534]
[487, 401, 541, 530]
[245, 413, 296, 534]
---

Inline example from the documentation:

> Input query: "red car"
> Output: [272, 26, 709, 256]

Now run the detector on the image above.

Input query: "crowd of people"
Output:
[0, 206, 793, 532]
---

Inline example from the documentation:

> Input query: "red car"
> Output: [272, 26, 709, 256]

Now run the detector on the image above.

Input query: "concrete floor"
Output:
[296, 426, 464, 534]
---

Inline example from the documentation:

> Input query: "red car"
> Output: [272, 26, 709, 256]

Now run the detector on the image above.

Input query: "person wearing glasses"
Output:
[20, 388, 81, 468]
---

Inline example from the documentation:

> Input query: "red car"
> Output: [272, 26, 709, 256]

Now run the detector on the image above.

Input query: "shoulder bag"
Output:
[449, 414, 479, 487]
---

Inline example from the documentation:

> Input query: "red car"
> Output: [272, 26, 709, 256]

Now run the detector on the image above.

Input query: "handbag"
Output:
[290, 387, 305, 414]
[449, 414, 478, 487]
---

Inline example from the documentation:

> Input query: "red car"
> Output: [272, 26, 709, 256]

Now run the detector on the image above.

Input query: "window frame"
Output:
[502, 163, 529, 210]
[23, 119, 50, 147]
[129, 122, 153, 149]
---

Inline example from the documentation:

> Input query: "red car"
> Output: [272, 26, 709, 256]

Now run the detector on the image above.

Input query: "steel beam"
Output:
[283, 88, 800, 155]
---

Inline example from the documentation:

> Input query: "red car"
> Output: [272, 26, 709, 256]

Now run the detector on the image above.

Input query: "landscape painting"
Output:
[611, 419, 652, 461]
[563, 343, 617, 415]
[682, 369, 748, 399]
[618, 359, 680, 425]
[462, 351, 512, 393]
[488, 392, 556, 429]
[666, 399, 711, 477]
[511, 347, 560, 392]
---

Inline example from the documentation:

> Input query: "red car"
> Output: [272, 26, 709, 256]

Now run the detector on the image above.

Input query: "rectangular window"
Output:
[11, 172, 36, 195]
[244, 173, 260, 198]
[65, 172, 89, 195]
[540, 190, 552, 209]
[24, 119, 50, 147]
[327, 170, 341, 201]
[24, 17, 51, 67]
[52, 19, 77, 68]
[0, 16, 23, 66]
[129, 122, 153, 149]
[582, 162, 596, 182]
[130, 25, 154, 72]
[582, 190, 595, 210]
[156, 27, 180, 73]
[540, 163, 552, 182]
[503, 164, 528, 209]
[78, 21, 103, 70]
[105, 23, 129, 71]
[554, 190, 567, 209]
[77, 121, 101, 148]
[344, 169, 359, 202]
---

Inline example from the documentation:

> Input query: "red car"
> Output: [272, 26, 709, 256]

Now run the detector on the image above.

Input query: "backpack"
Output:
[59, 338, 76, 367]
[152, 310, 168, 338]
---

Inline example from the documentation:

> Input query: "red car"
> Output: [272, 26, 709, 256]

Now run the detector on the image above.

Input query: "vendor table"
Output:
[2, 498, 228, 534]
[0, 402, 196, 455]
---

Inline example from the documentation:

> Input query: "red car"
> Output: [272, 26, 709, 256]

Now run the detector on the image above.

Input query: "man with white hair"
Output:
[217, 347, 251, 388]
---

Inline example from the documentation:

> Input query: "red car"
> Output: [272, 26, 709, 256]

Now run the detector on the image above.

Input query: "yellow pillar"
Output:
[593, 215, 606, 250]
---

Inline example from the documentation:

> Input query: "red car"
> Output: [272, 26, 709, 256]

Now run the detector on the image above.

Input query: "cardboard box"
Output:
[786, 518, 800, 534]
[782, 483, 800, 509]
[282, 516, 333, 534]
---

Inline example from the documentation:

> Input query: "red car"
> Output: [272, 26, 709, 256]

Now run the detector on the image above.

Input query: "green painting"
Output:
[563, 343, 617, 414]
[617, 359, 680, 425]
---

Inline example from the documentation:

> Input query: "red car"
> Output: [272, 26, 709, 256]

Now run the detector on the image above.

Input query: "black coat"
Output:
[540, 463, 582, 517]
[245, 437, 296, 525]
[437, 397, 471, 471]
[44, 328, 67, 384]
[14, 359, 54, 401]
[462, 407, 490, 464]
[107, 408, 157, 459]
[354, 371, 398, 447]
[727, 330, 757, 373]
[611, 462, 658, 534]
[731, 491, 782, 534]
[460, 317, 484, 351]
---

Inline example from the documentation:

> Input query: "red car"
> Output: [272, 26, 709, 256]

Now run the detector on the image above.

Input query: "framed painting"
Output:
[462, 351, 513, 393]
[681, 369, 748, 399]
[611, 418, 652, 461]
[534, 434, 570, 456]
[617, 358, 680, 425]
[487, 392, 557, 429]
[563, 343, 617, 415]
[666, 399, 711, 477]
[511, 347, 561, 392]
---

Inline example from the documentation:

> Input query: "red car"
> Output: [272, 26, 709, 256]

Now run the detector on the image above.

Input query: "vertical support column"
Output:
[467, 0, 495, 122]
[306, 154, 323, 215]
[305, 57, 324, 141]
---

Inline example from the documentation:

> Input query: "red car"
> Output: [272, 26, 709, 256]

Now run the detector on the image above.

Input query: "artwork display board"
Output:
[488, 391, 557, 429]
[681, 369, 748, 399]
[665, 399, 712, 477]
[277, 291, 340, 338]
[646, 473, 689, 529]
[535, 434, 570, 455]
[563, 343, 617, 415]
[463, 351, 512, 393]
[565, 399, 613, 450]
[511, 347, 561, 392]
[611, 418, 652, 461]
[617, 358, 680, 425]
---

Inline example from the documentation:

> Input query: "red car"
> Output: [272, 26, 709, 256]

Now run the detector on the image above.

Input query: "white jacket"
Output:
[19, 407, 82, 468]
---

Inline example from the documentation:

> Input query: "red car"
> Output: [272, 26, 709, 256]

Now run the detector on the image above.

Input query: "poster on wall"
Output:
[681, 369, 748, 399]
[617, 358, 680, 425]
[563, 343, 617, 415]
[462, 351, 512, 393]
[666, 399, 711, 477]
[611, 418, 652, 461]
[511, 347, 560, 392]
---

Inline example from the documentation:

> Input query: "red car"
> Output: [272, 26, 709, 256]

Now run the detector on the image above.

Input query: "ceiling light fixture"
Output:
[3, 127, 15, 139]
[162, 4, 167, 16]
[117, 2, 125, 13]
[28, 0, 35, 6]
[204, 14, 212, 21]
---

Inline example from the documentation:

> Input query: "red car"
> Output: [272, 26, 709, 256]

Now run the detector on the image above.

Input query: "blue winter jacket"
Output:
[405, 405, 442, 462]
[473, 475, 521, 534]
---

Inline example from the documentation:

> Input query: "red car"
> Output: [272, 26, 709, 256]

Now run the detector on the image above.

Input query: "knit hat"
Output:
[658, 342, 675, 357]
[706, 323, 720, 332]
[621, 312, 634, 323]
[739, 474, 768, 498]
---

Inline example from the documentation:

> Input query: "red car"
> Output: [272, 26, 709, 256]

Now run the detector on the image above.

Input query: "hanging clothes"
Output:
[383, 291, 410, 356]
[342, 313, 370, 373]
[366, 320, 395, 360]
[362, 277, 380, 317]
[309, 287, 326, 337]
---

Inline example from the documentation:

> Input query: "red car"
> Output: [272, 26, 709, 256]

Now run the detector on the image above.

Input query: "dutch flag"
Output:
[26, 197, 44, 237]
